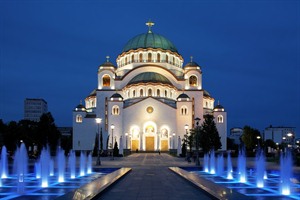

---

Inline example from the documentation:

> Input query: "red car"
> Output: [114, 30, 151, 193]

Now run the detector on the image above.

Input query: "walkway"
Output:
[95, 153, 213, 200]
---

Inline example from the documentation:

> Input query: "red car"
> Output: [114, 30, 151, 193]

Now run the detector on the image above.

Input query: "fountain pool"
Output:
[0, 168, 118, 200]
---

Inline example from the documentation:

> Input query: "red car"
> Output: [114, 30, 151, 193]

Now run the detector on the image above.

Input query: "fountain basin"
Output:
[170, 167, 300, 200]
[0, 167, 131, 200]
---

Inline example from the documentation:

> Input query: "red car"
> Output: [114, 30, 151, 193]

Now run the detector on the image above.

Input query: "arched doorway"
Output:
[143, 121, 156, 151]
[130, 127, 140, 151]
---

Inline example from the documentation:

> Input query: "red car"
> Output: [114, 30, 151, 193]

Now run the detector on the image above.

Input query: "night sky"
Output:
[0, 0, 299, 136]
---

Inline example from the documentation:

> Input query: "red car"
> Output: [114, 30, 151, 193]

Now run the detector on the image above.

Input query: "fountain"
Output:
[87, 152, 92, 174]
[203, 154, 209, 172]
[209, 149, 216, 174]
[237, 148, 247, 183]
[0, 144, 120, 199]
[216, 153, 224, 176]
[68, 150, 76, 179]
[57, 147, 65, 182]
[14, 143, 28, 194]
[80, 151, 86, 176]
[180, 148, 299, 199]
[256, 149, 265, 188]
[280, 150, 292, 195]
[226, 152, 233, 179]
[1, 146, 8, 178]
[40, 148, 50, 187]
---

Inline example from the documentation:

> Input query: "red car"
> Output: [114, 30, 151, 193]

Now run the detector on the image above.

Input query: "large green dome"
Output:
[122, 32, 178, 53]
[127, 72, 172, 85]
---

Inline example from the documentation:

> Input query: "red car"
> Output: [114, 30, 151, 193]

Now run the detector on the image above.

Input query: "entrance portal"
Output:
[145, 136, 154, 151]
[161, 140, 168, 151]
[131, 140, 139, 151]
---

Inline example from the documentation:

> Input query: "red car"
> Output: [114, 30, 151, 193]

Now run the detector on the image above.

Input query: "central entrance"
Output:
[146, 136, 154, 151]
[143, 121, 157, 151]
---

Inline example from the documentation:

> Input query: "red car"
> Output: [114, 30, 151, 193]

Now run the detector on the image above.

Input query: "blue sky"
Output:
[0, 0, 299, 136]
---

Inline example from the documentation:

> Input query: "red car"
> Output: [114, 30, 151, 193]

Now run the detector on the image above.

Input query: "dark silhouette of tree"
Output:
[200, 114, 222, 153]
[92, 132, 99, 156]
[100, 127, 103, 151]
[36, 112, 60, 155]
[113, 140, 119, 157]
[241, 125, 261, 151]
[183, 129, 194, 154]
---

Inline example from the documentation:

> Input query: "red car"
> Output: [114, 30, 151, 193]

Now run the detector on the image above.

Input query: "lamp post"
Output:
[256, 135, 261, 152]
[194, 117, 201, 166]
[111, 124, 115, 160]
[125, 133, 128, 149]
[184, 124, 189, 160]
[95, 118, 102, 166]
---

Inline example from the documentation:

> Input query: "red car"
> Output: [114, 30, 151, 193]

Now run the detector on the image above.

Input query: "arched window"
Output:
[148, 88, 152, 96]
[131, 54, 134, 62]
[157, 89, 160, 97]
[206, 102, 208, 107]
[102, 75, 111, 87]
[161, 128, 168, 138]
[157, 53, 161, 62]
[133, 90, 136, 97]
[189, 75, 197, 86]
[125, 57, 128, 64]
[76, 114, 82, 123]
[172, 57, 175, 64]
[148, 53, 152, 62]
[165, 90, 168, 97]
[140, 89, 144, 97]
[139, 53, 143, 62]
[217, 115, 224, 123]
[166, 55, 168, 63]
[112, 105, 120, 115]
[180, 106, 188, 115]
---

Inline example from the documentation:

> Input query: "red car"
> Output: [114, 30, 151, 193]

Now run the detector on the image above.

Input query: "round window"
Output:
[146, 106, 154, 113]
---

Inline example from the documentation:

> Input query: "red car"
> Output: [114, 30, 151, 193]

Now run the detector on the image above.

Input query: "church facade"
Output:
[72, 22, 227, 153]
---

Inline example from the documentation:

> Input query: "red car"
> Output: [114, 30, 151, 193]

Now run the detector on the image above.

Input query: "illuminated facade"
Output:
[72, 22, 227, 153]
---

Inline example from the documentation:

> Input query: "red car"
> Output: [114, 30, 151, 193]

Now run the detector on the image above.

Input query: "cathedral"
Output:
[72, 21, 227, 153]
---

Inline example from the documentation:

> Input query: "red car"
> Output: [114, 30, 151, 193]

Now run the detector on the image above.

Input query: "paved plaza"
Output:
[92, 153, 300, 200]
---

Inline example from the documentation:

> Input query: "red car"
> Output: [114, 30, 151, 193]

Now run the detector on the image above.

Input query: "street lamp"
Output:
[194, 117, 201, 166]
[111, 124, 115, 160]
[125, 133, 128, 149]
[95, 118, 102, 166]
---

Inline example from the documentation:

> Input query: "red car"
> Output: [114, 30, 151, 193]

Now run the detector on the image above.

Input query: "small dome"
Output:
[122, 32, 178, 53]
[99, 56, 116, 68]
[177, 93, 190, 99]
[214, 103, 225, 112]
[184, 61, 200, 67]
[110, 93, 123, 99]
[203, 90, 211, 97]
[74, 104, 86, 112]
[127, 72, 172, 86]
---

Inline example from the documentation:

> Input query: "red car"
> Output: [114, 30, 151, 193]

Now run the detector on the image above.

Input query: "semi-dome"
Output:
[122, 32, 178, 53]
[127, 72, 172, 86]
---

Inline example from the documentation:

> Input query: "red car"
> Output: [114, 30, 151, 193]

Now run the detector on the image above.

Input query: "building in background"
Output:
[264, 125, 296, 145]
[73, 22, 227, 153]
[229, 127, 243, 145]
[24, 98, 48, 122]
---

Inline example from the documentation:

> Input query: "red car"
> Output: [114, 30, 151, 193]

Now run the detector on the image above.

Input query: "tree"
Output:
[36, 112, 60, 154]
[92, 132, 99, 156]
[181, 141, 187, 157]
[183, 129, 194, 154]
[113, 141, 119, 157]
[200, 114, 222, 153]
[241, 125, 261, 151]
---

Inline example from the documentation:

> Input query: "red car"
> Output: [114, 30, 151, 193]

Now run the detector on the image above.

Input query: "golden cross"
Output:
[146, 20, 155, 33]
